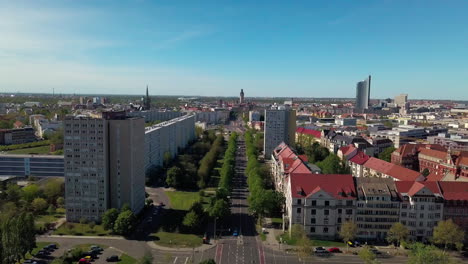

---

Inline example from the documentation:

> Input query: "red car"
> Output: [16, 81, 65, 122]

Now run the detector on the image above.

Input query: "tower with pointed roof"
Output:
[144, 85, 151, 110]
[239, 89, 245, 104]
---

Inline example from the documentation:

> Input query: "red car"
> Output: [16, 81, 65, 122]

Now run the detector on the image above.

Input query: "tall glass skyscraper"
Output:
[355, 75, 371, 113]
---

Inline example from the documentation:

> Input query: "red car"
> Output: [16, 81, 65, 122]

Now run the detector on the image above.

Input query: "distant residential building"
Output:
[355, 75, 371, 113]
[264, 106, 296, 159]
[0, 154, 64, 177]
[439, 181, 468, 233]
[361, 157, 424, 181]
[285, 173, 356, 238]
[356, 178, 400, 241]
[428, 135, 468, 152]
[370, 125, 447, 148]
[418, 149, 468, 181]
[249, 110, 261, 122]
[366, 137, 394, 157]
[394, 94, 408, 107]
[64, 111, 145, 222]
[128, 110, 183, 123]
[391, 144, 446, 171]
[24, 102, 41, 107]
[0, 127, 36, 145]
[295, 127, 321, 147]
[396, 181, 444, 241]
[144, 114, 196, 170]
[335, 118, 357, 126]
[191, 110, 229, 124]
[248, 121, 264, 131]
[271, 143, 311, 192]
[36, 120, 63, 138]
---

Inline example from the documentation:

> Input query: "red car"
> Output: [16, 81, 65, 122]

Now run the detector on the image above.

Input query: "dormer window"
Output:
[297, 199, 302, 205]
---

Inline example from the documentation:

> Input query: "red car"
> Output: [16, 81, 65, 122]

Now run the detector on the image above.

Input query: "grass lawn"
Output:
[270, 217, 283, 225]
[53, 222, 112, 236]
[119, 254, 138, 264]
[8, 145, 51, 154]
[152, 231, 202, 248]
[36, 208, 65, 224]
[165, 191, 201, 210]
[278, 233, 344, 247]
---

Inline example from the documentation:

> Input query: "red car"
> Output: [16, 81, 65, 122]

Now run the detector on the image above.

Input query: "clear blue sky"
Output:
[1, 0, 467, 99]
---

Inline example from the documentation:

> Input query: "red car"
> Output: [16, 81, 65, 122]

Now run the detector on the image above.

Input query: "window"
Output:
[311, 209, 316, 215]
[338, 209, 342, 214]
[420, 213, 424, 218]
[297, 208, 302, 213]
[420, 205, 424, 210]
[337, 217, 342, 223]
[324, 209, 329, 215]
[297, 199, 302, 205]
[346, 200, 353, 206]
[310, 227, 315, 233]
[401, 212, 407, 217]
[325, 201, 330, 206]
[346, 209, 353, 215]
[323, 227, 329, 233]
[311, 200, 317, 206]
[311, 218, 316, 224]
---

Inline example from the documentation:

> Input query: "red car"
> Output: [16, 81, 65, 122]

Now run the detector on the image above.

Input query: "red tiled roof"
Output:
[298, 155, 308, 162]
[339, 144, 357, 158]
[456, 152, 468, 166]
[296, 127, 321, 138]
[438, 181, 468, 200]
[419, 148, 447, 160]
[349, 151, 370, 165]
[395, 181, 442, 196]
[290, 173, 356, 199]
[364, 157, 421, 181]
[425, 172, 444, 181]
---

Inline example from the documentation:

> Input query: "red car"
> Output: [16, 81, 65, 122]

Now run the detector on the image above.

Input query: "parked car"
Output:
[82, 251, 97, 259]
[106, 255, 120, 262]
[314, 247, 330, 255]
[47, 244, 58, 250]
[233, 229, 239, 236]
[327, 247, 341, 253]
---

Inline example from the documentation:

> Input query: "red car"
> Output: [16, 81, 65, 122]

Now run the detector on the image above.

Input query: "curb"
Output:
[147, 240, 218, 252]
[42, 235, 125, 240]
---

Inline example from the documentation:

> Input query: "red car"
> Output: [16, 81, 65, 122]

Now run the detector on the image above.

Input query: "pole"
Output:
[214, 217, 217, 240]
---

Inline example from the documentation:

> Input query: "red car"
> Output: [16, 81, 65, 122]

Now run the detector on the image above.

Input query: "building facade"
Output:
[356, 178, 400, 241]
[264, 106, 296, 159]
[0, 127, 36, 145]
[64, 112, 145, 222]
[144, 114, 196, 170]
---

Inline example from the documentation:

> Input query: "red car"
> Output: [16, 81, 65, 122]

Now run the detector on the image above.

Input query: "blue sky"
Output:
[1, 0, 467, 99]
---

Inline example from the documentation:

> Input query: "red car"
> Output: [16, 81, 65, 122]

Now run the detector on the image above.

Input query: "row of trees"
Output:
[245, 130, 284, 220]
[0, 212, 36, 264]
[101, 204, 136, 236]
[219, 133, 238, 192]
[197, 134, 224, 188]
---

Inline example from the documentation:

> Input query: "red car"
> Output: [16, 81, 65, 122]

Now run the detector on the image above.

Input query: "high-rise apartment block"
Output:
[355, 75, 371, 113]
[264, 106, 296, 159]
[394, 94, 408, 107]
[64, 111, 145, 222]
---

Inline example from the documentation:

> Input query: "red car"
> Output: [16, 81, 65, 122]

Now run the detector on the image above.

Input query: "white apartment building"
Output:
[64, 112, 145, 222]
[285, 173, 356, 239]
[396, 181, 444, 241]
[144, 114, 195, 170]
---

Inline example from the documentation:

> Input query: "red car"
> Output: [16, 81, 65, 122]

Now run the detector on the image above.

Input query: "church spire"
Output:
[144, 85, 151, 110]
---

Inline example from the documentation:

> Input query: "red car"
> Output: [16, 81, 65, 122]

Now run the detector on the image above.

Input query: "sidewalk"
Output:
[147, 240, 217, 252]
[43, 234, 125, 240]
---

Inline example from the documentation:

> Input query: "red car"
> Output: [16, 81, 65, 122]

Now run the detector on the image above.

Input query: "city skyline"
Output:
[1, 0, 468, 99]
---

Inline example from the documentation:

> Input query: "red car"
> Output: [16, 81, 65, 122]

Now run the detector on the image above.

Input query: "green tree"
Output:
[316, 153, 347, 174]
[297, 233, 313, 263]
[339, 221, 358, 252]
[44, 179, 63, 203]
[407, 243, 452, 264]
[21, 184, 41, 202]
[47, 205, 56, 215]
[209, 200, 231, 220]
[432, 219, 465, 250]
[166, 166, 185, 188]
[113, 210, 135, 235]
[359, 246, 380, 264]
[121, 203, 131, 212]
[56, 197, 65, 208]
[422, 168, 430, 177]
[183, 210, 201, 229]
[378, 147, 396, 162]
[163, 151, 172, 168]
[88, 221, 96, 233]
[31, 197, 48, 213]
[386, 222, 409, 247]
[102, 208, 119, 230]
[5, 184, 21, 202]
